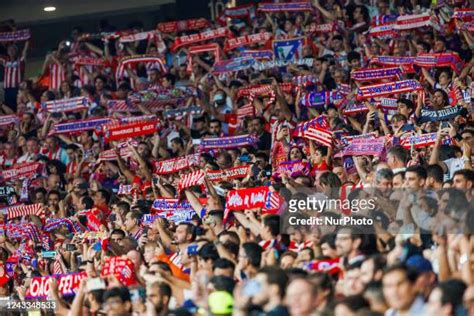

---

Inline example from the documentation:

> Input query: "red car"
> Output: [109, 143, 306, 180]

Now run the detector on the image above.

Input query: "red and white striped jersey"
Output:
[49, 62, 66, 91]
[1, 56, 25, 88]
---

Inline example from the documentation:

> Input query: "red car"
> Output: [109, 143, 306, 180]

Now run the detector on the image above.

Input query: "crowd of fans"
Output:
[0, 0, 474, 315]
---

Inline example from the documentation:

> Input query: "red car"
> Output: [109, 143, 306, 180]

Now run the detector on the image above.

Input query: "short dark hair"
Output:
[397, 98, 414, 110]
[406, 165, 427, 180]
[257, 266, 289, 299]
[81, 196, 94, 209]
[335, 295, 370, 313]
[198, 242, 219, 262]
[213, 258, 235, 272]
[103, 287, 131, 303]
[453, 169, 474, 183]
[437, 279, 467, 309]
[110, 229, 126, 238]
[210, 275, 236, 294]
[388, 145, 409, 164]
[242, 242, 262, 268]
[97, 189, 111, 205]
[263, 215, 280, 237]
[383, 264, 418, 284]
[427, 164, 444, 183]
[319, 233, 336, 249]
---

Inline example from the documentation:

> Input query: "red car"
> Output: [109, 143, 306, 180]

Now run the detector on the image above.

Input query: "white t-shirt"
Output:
[443, 157, 465, 181]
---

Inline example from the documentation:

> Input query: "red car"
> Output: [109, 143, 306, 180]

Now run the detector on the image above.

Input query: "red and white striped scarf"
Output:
[154, 153, 201, 175]
[224, 32, 272, 52]
[157, 18, 210, 33]
[394, 13, 432, 30]
[207, 166, 250, 182]
[43, 96, 89, 113]
[116, 55, 166, 85]
[187, 43, 220, 72]
[356, 79, 422, 100]
[171, 27, 230, 52]
[178, 170, 205, 192]
[7, 203, 44, 220]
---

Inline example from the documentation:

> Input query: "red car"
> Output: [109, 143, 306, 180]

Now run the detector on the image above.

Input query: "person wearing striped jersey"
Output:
[0, 41, 29, 111]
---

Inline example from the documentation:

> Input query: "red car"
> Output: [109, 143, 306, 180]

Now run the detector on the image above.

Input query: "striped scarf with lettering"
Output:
[257, 2, 312, 12]
[116, 55, 166, 85]
[200, 134, 259, 150]
[187, 43, 220, 72]
[0, 29, 30, 42]
[356, 79, 422, 100]
[170, 27, 230, 52]
[157, 18, 209, 33]
[224, 32, 272, 51]
[351, 67, 403, 82]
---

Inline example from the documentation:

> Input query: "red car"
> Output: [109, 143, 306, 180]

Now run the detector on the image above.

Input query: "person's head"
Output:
[285, 277, 319, 316]
[280, 251, 297, 270]
[93, 189, 111, 207]
[261, 215, 280, 240]
[173, 223, 194, 245]
[248, 117, 265, 135]
[47, 190, 61, 208]
[344, 261, 365, 296]
[334, 295, 370, 316]
[426, 164, 444, 189]
[103, 287, 132, 316]
[170, 137, 184, 154]
[318, 171, 342, 198]
[252, 266, 288, 306]
[397, 98, 414, 118]
[162, 73, 175, 88]
[47, 174, 62, 190]
[382, 264, 419, 312]
[197, 242, 219, 273]
[403, 165, 427, 190]
[348, 51, 361, 69]
[319, 233, 337, 258]
[147, 282, 172, 314]
[213, 258, 235, 278]
[432, 89, 450, 109]
[208, 119, 222, 136]
[333, 165, 348, 183]
[387, 145, 408, 170]
[289, 146, 304, 161]
[124, 211, 141, 231]
[453, 169, 474, 190]
[216, 152, 232, 169]
[238, 242, 262, 272]
[427, 279, 467, 316]
[375, 168, 393, 191]
[66, 144, 80, 161]
[7, 44, 18, 58]
[312, 146, 328, 165]
[45, 136, 59, 152]
[26, 137, 40, 154]
[389, 114, 407, 133]
[110, 229, 126, 245]
[360, 255, 386, 285]
[393, 172, 405, 189]
[335, 227, 362, 259]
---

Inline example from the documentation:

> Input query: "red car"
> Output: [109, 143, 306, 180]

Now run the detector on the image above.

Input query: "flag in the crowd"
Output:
[273, 37, 304, 61]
